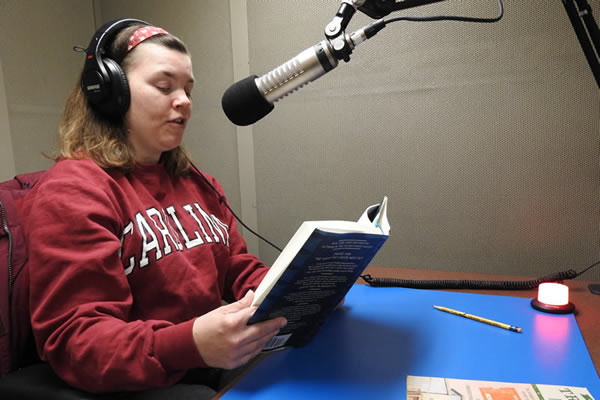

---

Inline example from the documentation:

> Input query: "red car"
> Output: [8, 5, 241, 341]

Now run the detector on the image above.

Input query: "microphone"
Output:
[222, 40, 337, 126]
[222, 19, 386, 126]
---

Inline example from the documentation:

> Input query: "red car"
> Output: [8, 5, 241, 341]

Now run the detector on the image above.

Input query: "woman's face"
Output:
[124, 42, 194, 164]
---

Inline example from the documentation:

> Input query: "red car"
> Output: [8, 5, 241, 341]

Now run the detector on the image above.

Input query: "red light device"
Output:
[531, 282, 575, 314]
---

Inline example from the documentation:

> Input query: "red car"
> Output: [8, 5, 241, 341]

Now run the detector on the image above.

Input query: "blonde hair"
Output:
[57, 23, 192, 177]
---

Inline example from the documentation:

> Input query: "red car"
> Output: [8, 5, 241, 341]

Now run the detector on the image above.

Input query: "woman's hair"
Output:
[57, 23, 192, 177]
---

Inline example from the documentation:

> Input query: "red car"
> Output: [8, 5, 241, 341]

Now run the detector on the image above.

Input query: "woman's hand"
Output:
[192, 290, 287, 369]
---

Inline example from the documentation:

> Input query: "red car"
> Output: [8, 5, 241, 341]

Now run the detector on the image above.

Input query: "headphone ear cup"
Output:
[94, 58, 131, 120]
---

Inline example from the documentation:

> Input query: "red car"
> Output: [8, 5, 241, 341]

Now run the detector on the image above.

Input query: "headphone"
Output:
[81, 18, 149, 121]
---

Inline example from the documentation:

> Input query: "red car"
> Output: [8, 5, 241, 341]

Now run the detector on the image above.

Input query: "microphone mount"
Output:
[325, 0, 360, 62]
[324, 0, 447, 62]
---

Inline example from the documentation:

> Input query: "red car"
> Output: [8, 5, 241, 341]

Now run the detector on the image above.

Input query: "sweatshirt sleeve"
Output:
[200, 175, 269, 302]
[22, 162, 205, 393]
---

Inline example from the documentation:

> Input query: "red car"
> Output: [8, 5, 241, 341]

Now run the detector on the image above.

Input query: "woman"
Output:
[18, 19, 286, 398]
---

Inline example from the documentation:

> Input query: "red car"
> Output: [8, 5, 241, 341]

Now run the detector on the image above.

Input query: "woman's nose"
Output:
[173, 90, 191, 108]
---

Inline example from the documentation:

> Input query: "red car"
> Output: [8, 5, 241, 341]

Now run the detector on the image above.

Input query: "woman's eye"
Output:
[157, 86, 170, 93]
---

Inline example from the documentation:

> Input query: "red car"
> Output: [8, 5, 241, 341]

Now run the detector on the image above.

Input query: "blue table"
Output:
[222, 284, 599, 399]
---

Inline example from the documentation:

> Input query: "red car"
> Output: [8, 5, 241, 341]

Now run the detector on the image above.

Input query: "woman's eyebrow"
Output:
[157, 70, 195, 84]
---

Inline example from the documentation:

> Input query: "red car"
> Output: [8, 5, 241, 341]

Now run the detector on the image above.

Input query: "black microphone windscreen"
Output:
[221, 75, 275, 126]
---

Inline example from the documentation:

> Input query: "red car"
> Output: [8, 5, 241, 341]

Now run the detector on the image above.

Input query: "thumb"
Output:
[241, 289, 255, 304]
[223, 290, 255, 313]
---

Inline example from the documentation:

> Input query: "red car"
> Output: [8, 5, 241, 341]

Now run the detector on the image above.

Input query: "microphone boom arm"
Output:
[562, 0, 600, 88]
[358, 0, 446, 19]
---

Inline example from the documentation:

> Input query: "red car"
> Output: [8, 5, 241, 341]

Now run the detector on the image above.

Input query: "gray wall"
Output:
[1, 0, 598, 280]
[0, 0, 94, 175]
[248, 0, 600, 279]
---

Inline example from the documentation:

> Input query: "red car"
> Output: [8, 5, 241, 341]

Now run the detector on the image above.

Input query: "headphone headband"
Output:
[85, 18, 148, 70]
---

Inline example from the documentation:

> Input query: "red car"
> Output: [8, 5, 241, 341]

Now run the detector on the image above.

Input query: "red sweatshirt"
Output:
[18, 158, 268, 392]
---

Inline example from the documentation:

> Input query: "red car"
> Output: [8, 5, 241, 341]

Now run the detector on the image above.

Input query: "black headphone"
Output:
[81, 18, 149, 121]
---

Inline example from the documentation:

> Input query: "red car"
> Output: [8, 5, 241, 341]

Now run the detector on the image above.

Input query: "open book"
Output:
[248, 197, 390, 351]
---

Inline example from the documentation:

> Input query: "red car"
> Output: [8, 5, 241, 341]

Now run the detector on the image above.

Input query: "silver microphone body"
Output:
[256, 40, 339, 104]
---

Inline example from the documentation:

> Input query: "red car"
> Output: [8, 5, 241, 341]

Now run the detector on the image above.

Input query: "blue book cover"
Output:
[248, 197, 389, 349]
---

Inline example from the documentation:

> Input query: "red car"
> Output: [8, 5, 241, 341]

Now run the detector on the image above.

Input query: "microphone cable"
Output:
[360, 260, 600, 290]
[385, 0, 503, 24]
[189, 162, 283, 252]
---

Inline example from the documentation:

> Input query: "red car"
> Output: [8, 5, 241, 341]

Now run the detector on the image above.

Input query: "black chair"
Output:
[0, 363, 110, 400]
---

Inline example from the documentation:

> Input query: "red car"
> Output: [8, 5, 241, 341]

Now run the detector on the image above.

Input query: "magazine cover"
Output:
[407, 376, 594, 400]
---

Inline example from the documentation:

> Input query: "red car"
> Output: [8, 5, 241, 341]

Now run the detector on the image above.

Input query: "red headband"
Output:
[127, 26, 169, 51]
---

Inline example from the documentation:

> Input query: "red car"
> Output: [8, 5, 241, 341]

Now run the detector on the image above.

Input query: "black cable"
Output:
[386, 0, 503, 24]
[189, 162, 283, 252]
[575, 259, 600, 277]
[360, 260, 600, 290]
